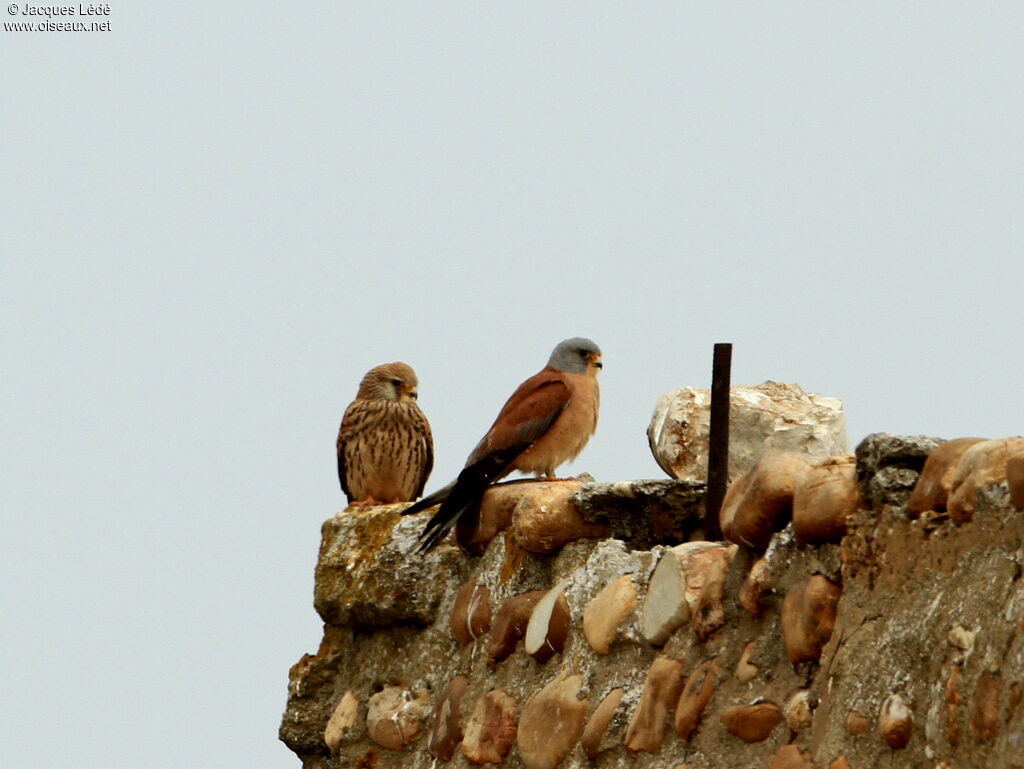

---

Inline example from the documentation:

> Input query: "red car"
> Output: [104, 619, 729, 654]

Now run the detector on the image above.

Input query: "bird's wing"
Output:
[411, 404, 434, 500]
[336, 418, 351, 503]
[336, 401, 364, 503]
[411, 372, 571, 551]
[466, 372, 571, 465]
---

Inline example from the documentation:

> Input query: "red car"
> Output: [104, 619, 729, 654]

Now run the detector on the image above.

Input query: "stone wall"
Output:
[279, 434, 1024, 768]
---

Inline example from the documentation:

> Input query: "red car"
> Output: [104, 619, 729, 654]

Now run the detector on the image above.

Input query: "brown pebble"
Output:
[523, 581, 570, 663]
[462, 689, 518, 765]
[769, 744, 811, 769]
[971, 671, 1003, 743]
[828, 757, 852, 769]
[583, 574, 636, 655]
[792, 454, 860, 544]
[675, 658, 718, 740]
[781, 575, 842, 664]
[580, 688, 625, 759]
[450, 579, 492, 645]
[845, 710, 870, 735]
[878, 693, 912, 749]
[511, 480, 607, 553]
[907, 437, 986, 514]
[487, 590, 545, 665]
[366, 686, 429, 751]
[721, 701, 783, 742]
[428, 676, 468, 761]
[517, 674, 589, 769]
[739, 557, 769, 617]
[624, 656, 686, 753]
[946, 665, 962, 746]
[720, 452, 813, 549]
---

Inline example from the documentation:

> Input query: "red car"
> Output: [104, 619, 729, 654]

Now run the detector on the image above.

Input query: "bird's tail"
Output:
[411, 445, 527, 553]
[402, 481, 456, 518]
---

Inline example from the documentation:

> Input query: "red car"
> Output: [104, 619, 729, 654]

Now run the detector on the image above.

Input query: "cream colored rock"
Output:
[879, 693, 912, 748]
[583, 574, 637, 655]
[674, 658, 718, 740]
[648, 381, 848, 483]
[428, 676, 468, 761]
[624, 655, 685, 753]
[366, 686, 429, 751]
[721, 700, 783, 742]
[907, 437, 986, 514]
[948, 437, 1024, 523]
[781, 575, 842, 664]
[739, 558, 769, 617]
[580, 688, 625, 759]
[692, 545, 735, 641]
[462, 689, 518, 764]
[735, 642, 759, 683]
[517, 674, 589, 769]
[450, 579, 491, 645]
[510, 481, 607, 553]
[524, 579, 571, 663]
[792, 454, 860, 545]
[324, 690, 358, 755]
[784, 690, 814, 731]
[640, 542, 735, 645]
[721, 452, 814, 549]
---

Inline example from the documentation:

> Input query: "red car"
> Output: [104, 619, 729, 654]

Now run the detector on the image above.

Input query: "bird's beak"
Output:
[407, 386, 419, 400]
[588, 353, 603, 370]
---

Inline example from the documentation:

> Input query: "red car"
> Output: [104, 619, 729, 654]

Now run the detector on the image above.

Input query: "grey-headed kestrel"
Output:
[403, 337, 601, 551]
[337, 362, 434, 506]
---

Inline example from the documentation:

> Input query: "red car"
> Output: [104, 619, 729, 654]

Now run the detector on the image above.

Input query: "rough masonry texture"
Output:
[280, 431, 1024, 769]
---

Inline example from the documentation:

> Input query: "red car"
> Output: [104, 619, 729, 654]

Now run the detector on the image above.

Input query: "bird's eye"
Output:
[391, 379, 403, 388]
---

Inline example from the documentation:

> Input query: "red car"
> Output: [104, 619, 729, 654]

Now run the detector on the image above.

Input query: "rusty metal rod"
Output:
[705, 342, 732, 540]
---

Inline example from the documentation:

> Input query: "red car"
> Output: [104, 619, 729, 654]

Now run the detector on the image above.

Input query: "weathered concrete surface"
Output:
[282, 441, 1024, 769]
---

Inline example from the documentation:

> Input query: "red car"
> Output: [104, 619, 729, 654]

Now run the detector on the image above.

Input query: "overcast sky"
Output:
[3, 3, 1022, 767]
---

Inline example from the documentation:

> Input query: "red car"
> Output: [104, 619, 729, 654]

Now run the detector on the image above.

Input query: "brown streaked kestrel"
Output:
[337, 362, 434, 506]
[403, 337, 601, 552]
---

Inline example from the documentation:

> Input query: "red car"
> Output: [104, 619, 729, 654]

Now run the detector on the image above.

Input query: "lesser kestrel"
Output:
[403, 337, 602, 551]
[337, 362, 434, 506]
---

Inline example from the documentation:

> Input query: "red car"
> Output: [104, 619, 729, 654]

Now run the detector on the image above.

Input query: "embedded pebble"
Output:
[721, 700, 783, 742]
[675, 658, 718, 740]
[517, 673, 589, 769]
[879, 693, 912, 749]
[583, 574, 637, 655]
[450, 579, 492, 645]
[781, 575, 842, 664]
[366, 686, 429, 751]
[624, 655, 685, 753]
[462, 689, 518, 764]
[323, 690, 358, 755]
[784, 690, 815, 732]
[580, 688, 625, 759]
[428, 676, 468, 761]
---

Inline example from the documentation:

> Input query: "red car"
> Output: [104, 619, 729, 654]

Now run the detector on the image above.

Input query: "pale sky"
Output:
[3, 3, 1022, 767]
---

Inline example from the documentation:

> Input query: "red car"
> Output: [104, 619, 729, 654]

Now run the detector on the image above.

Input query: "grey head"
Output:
[547, 337, 603, 374]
